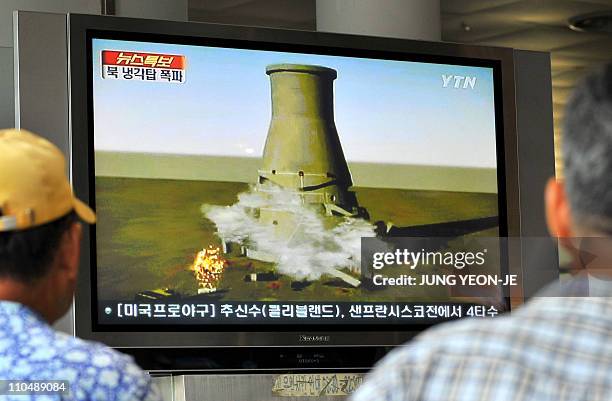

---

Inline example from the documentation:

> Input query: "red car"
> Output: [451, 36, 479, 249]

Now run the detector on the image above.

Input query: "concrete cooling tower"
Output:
[256, 64, 368, 235]
[210, 64, 370, 286]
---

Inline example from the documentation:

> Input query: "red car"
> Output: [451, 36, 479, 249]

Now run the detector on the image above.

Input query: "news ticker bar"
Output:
[98, 301, 502, 325]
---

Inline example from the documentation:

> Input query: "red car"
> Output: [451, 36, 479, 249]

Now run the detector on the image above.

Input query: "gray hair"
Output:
[563, 64, 612, 232]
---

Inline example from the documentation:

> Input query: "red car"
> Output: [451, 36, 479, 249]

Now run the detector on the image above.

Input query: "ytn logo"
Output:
[442, 75, 477, 89]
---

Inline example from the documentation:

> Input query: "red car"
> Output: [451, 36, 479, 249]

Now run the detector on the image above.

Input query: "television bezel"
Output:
[69, 13, 521, 348]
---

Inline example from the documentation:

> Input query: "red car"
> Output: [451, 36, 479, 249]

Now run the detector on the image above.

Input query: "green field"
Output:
[96, 176, 499, 301]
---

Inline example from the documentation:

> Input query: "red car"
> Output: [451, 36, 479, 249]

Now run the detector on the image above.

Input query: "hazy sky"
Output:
[93, 39, 498, 168]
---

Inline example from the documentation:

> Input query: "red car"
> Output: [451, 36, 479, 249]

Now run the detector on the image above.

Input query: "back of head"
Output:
[0, 212, 77, 283]
[563, 64, 612, 232]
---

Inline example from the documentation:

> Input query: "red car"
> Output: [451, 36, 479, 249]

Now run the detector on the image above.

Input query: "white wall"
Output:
[115, 0, 187, 21]
[0, 1, 99, 129]
[0, 47, 14, 130]
[317, 0, 440, 41]
[0, 1, 100, 47]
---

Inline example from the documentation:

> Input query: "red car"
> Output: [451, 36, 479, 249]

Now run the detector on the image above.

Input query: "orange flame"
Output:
[192, 245, 227, 293]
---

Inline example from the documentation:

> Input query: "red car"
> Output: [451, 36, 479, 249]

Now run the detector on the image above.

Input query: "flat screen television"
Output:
[69, 14, 523, 367]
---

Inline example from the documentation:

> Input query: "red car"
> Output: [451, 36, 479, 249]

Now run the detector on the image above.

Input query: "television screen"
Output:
[90, 36, 508, 328]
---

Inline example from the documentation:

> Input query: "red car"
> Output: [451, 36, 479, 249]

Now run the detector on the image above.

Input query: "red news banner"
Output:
[101, 50, 186, 83]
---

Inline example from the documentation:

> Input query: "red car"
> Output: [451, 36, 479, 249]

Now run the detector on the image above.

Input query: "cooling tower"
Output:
[257, 64, 363, 218]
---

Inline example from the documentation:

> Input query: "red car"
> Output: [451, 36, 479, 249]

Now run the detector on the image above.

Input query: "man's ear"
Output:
[58, 222, 83, 279]
[545, 178, 573, 238]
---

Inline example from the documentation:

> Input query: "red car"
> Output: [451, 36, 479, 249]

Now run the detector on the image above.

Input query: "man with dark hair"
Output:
[352, 65, 612, 400]
[0, 129, 160, 400]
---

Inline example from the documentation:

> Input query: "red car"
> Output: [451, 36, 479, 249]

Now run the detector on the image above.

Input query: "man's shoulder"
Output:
[0, 301, 159, 400]
[352, 298, 612, 401]
[49, 332, 158, 400]
[53, 330, 140, 374]
[369, 296, 612, 388]
[399, 297, 612, 360]
[0, 322, 158, 401]
[381, 312, 506, 367]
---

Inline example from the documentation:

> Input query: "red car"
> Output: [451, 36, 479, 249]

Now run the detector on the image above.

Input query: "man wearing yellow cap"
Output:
[0, 130, 160, 400]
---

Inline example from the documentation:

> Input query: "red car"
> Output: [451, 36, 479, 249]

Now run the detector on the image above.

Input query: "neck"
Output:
[0, 278, 55, 323]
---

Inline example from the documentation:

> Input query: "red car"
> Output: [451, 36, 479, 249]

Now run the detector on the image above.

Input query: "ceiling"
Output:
[188, 0, 315, 29]
[441, 0, 612, 174]
[188, 0, 612, 174]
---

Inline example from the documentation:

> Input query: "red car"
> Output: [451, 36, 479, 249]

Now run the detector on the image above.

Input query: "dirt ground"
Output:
[95, 176, 499, 301]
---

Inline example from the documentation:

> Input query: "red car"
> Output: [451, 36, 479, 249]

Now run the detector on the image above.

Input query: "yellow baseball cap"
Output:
[0, 129, 96, 232]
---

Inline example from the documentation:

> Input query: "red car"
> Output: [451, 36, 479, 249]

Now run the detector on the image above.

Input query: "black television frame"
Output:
[69, 13, 521, 351]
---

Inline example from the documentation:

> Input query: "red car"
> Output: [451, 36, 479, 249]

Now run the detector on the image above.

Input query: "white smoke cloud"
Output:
[202, 183, 376, 281]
